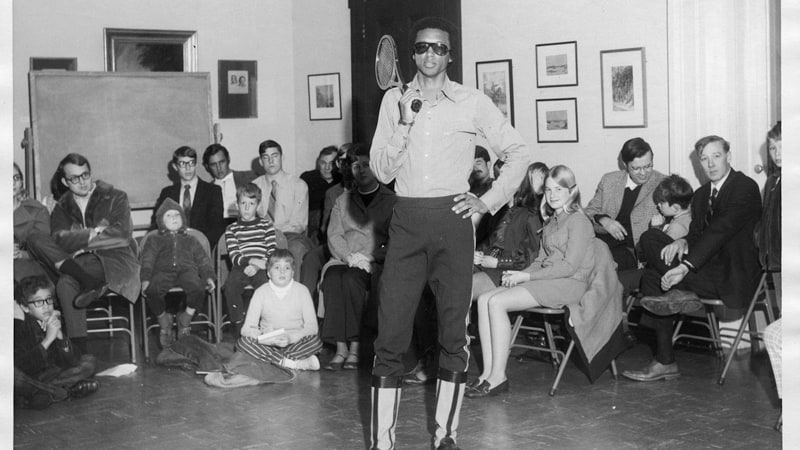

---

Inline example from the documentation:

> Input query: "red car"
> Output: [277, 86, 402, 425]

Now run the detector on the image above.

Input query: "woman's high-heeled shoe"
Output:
[324, 353, 346, 371]
[464, 379, 509, 398]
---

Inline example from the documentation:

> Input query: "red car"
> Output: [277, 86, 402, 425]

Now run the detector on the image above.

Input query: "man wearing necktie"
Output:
[623, 135, 762, 382]
[252, 139, 311, 282]
[151, 146, 226, 250]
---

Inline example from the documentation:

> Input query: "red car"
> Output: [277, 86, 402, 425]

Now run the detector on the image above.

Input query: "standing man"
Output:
[369, 17, 531, 450]
[152, 146, 226, 250]
[202, 143, 256, 225]
[26, 153, 140, 343]
[253, 139, 313, 281]
[622, 135, 762, 381]
[584, 137, 665, 271]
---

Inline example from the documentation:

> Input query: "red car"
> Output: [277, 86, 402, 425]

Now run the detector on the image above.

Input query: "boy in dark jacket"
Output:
[14, 275, 99, 409]
[141, 198, 216, 347]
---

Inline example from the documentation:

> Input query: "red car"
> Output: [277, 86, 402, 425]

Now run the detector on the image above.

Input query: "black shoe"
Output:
[74, 285, 108, 308]
[69, 379, 100, 399]
[437, 437, 460, 450]
[465, 377, 483, 390]
[464, 379, 509, 398]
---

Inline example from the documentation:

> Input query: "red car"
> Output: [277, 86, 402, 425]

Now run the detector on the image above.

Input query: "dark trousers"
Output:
[145, 269, 208, 316]
[639, 230, 739, 364]
[223, 267, 268, 323]
[596, 232, 638, 271]
[320, 265, 371, 343]
[300, 244, 331, 310]
[26, 233, 106, 338]
[14, 354, 96, 406]
[372, 197, 473, 378]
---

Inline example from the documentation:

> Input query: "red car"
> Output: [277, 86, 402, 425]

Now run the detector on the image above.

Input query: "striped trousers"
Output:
[237, 335, 322, 365]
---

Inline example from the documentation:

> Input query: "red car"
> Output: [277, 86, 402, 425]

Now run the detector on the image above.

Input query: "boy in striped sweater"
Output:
[223, 183, 278, 337]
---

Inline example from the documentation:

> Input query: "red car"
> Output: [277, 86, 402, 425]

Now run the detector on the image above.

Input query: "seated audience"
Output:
[26, 153, 140, 343]
[473, 162, 547, 298]
[140, 198, 216, 347]
[322, 143, 353, 239]
[14, 275, 99, 409]
[301, 145, 342, 245]
[638, 174, 694, 271]
[320, 145, 395, 371]
[469, 146, 493, 197]
[223, 183, 278, 337]
[13, 162, 51, 281]
[584, 138, 665, 271]
[152, 146, 226, 250]
[466, 165, 594, 398]
[623, 135, 762, 381]
[202, 143, 256, 225]
[253, 139, 313, 282]
[236, 249, 323, 371]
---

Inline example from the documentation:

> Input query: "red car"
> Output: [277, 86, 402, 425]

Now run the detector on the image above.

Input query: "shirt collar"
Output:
[216, 171, 234, 184]
[181, 177, 199, 190]
[408, 75, 460, 103]
[625, 176, 639, 190]
[710, 169, 731, 192]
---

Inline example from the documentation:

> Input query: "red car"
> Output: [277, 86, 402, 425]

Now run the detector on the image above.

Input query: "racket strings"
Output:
[376, 40, 397, 88]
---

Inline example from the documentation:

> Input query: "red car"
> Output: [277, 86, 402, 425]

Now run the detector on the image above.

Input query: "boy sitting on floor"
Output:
[141, 198, 216, 347]
[14, 275, 99, 409]
[236, 248, 322, 371]
[223, 183, 278, 338]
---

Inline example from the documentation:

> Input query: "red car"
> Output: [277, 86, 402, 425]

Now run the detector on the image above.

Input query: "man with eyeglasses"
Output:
[202, 143, 256, 225]
[252, 139, 312, 282]
[25, 153, 140, 345]
[151, 145, 226, 250]
[369, 17, 531, 450]
[584, 137, 665, 271]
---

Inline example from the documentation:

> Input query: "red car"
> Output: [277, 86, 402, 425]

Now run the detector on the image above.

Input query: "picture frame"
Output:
[535, 98, 578, 143]
[218, 60, 258, 119]
[307, 73, 342, 121]
[104, 28, 197, 72]
[600, 47, 647, 128]
[475, 59, 515, 126]
[535, 41, 578, 88]
[30, 57, 77, 71]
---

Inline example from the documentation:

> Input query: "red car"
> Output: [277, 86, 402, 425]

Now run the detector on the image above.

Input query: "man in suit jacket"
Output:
[202, 143, 256, 225]
[584, 138, 665, 271]
[151, 146, 226, 250]
[623, 135, 762, 382]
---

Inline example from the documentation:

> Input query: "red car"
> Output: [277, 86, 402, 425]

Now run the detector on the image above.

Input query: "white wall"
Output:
[462, 0, 669, 198]
[12, 0, 351, 181]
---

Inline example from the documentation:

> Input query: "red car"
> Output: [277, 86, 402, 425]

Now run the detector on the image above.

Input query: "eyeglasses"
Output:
[65, 172, 91, 185]
[413, 42, 450, 56]
[176, 160, 197, 168]
[13, 174, 22, 182]
[627, 163, 653, 174]
[27, 297, 55, 308]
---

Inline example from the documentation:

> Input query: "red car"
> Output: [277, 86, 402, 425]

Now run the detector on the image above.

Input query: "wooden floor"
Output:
[14, 325, 782, 449]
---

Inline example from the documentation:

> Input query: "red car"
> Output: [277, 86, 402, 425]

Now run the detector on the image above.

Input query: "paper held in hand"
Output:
[257, 328, 286, 344]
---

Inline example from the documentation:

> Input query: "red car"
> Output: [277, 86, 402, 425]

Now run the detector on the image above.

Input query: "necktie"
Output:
[182, 184, 192, 226]
[704, 187, 718, 228]
[267, 180, 277, 222]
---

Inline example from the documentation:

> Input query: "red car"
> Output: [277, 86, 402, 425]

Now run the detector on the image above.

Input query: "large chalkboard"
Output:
[29, 72, 213, 207]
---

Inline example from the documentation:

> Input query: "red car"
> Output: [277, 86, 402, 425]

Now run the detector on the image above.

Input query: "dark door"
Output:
[349, 0, 462, 147]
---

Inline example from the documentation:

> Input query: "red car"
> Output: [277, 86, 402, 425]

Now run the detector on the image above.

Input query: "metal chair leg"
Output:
[549, 340, 575, 396]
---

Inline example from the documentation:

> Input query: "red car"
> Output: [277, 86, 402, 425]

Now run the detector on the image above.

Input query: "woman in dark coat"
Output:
[13, 163, 51, 281]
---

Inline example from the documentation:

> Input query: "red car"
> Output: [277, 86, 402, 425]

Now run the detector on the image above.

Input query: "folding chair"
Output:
[718, 271, 779, 385]
[86, 238, 139, 364]
[671, 298, 726, 358]
[214, 229, 288, 342]
[510, 308, 618, 396]
[139, 228, 217, 361]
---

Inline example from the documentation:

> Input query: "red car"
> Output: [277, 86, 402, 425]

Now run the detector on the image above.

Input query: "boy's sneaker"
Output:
[283, 355, 320, 371]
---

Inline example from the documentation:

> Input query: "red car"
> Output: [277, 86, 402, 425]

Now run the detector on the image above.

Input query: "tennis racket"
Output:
[375, 34, 422, 113]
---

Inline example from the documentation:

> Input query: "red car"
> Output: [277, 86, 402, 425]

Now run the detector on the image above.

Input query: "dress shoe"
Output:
[465, 377, 484, 390]
[74, 285, 109, 308]
[323, 353, 346, 371]
[68, 379, 100, 398]
[640, 289, 702, 316]
[464, 379, 509, 398]
[342, 353, 359, 370]
[437, 437, 460, 450]
[621, 360, 680, 382]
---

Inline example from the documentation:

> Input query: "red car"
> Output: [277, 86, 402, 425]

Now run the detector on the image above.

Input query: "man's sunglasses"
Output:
[413, 42, 450, 56]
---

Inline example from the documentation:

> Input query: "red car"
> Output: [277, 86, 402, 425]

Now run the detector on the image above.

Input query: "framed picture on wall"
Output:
[535, 98, 578, 143]
[308, 73, 342, 120]
[600, 47, 647, 128]
[30, 57, 78, 71]
[476, 59, 515, 126]
[535, 41, 578, 88]
[218, 60, 258, 118]
[104, 28, 197, 72]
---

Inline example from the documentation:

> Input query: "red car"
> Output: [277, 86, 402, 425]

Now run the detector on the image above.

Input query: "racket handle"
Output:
[411, 99, 422, 113]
